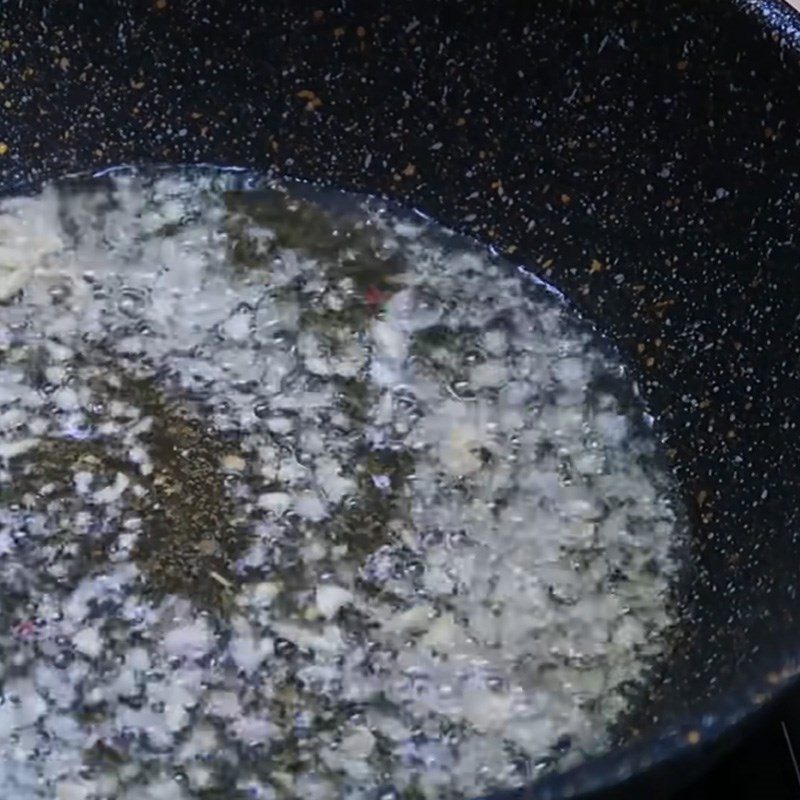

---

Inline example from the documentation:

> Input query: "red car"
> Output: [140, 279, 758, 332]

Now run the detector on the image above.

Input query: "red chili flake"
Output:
[365, 285, 390, 311]
[14, 619, 36, 638]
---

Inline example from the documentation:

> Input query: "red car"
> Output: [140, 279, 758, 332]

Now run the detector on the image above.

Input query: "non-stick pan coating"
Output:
[2, 1, 800, 796]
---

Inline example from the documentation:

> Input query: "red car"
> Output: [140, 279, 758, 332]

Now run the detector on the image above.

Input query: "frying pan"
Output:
[2, 0, 800, 797]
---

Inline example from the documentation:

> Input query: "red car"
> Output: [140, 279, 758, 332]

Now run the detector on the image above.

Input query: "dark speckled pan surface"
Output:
[2, 0, 800, 796]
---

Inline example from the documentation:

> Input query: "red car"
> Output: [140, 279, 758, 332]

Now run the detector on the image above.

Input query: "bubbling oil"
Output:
[0, 167, 681, 799]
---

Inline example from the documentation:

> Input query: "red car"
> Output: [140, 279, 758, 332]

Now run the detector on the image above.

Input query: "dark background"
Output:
[680, 697, 800, 800]
[584, 685, 800, 799]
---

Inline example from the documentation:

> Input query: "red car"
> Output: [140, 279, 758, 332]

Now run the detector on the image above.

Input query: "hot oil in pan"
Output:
[0, 167, 683, 799]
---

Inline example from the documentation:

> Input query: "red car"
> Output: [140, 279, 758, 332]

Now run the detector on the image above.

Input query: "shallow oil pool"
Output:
[0, 167, 682, 799]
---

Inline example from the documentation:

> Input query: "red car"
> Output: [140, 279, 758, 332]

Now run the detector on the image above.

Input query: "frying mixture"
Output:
[0, 167, 681, 799]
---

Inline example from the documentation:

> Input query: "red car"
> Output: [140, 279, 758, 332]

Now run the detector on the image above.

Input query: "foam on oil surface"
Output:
[0, 168, 680, 799]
